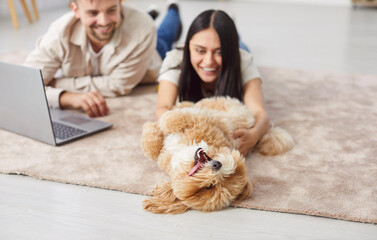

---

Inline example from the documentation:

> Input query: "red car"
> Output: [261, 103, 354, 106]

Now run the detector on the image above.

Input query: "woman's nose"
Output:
[203, 53, 215, 65]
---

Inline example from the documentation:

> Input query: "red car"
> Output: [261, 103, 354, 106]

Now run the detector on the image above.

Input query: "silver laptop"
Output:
[0, 61, 113, 146]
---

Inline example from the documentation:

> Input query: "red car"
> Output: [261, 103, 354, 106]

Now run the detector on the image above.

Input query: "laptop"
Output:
[0, 61, 113, 146]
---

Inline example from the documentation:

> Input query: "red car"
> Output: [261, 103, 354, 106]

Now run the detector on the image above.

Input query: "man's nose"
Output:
[97, 13, 109, 26]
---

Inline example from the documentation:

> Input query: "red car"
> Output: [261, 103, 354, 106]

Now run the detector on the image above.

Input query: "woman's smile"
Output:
[189, 28, 222, 83]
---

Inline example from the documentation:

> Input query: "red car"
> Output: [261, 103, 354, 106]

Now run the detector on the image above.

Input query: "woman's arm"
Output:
[156, 80, 179, 120]
[233, 78, 270, 156]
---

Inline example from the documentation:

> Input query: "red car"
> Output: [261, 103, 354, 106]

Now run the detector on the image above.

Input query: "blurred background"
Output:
[0, 0, 376, 74]
[0, 1, 377, 239]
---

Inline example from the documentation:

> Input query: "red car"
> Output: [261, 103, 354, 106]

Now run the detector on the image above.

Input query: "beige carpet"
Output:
[0, 52, 376, 224]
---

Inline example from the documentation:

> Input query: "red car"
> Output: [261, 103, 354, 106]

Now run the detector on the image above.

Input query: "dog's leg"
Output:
[143, 182, 190, 214]
[141, 121, 164, 161]
[254, 126, 295, 156]
[235, 181, 253, 202]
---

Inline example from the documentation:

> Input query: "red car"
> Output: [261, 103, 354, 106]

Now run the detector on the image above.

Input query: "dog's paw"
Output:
[254, 126, 294, 156]
[141, 122, 164, 160]
[159, 110, 195, 134]
[143, 183, 190, 214]
[143, 198, 189, 214]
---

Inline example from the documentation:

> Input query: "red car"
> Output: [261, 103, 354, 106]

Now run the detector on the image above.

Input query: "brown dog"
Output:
[141, 97, 294, 214]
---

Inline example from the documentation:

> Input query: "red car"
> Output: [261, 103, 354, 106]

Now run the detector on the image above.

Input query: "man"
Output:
[25, 0, 180, 118]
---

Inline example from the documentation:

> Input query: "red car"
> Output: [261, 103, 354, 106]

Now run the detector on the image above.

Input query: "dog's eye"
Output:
[205, 184, 214, 189]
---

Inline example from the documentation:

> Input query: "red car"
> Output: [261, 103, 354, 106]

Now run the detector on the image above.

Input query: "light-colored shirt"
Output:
[88, 42, 104, 77]
[24, 5, 162, 108]
[158, 48, 261, 86]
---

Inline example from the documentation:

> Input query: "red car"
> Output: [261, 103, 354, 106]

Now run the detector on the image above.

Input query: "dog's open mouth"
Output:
[188, 148, 212, 176]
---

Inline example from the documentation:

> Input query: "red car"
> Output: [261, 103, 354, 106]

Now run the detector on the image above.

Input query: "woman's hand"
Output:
[232, 128, 260, 156]
[237, 77, 270, 156]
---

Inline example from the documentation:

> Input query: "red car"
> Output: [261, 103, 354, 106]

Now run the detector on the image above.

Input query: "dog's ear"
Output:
[143, 182, 190, 214]
[235, 181, 253, 202]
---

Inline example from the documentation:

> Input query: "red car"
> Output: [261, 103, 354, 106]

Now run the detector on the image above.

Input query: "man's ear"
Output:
[70, 1, 80, 19]
[143, 182, 190, 214]
[235, 181, 253, 202]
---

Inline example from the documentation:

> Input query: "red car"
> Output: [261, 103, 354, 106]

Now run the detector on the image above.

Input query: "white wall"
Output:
[0, 0, 352, 19]
[0, 0, 69, 18]
[238, 0, 351, 6]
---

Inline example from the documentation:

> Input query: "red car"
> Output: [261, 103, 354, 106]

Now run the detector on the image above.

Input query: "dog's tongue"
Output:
[189, 162, 204, 176]
[188, 148, 207, 176]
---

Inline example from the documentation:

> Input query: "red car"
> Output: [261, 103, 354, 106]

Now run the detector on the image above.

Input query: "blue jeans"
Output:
[156, 8, 181, 59]
[156, 9, 249, 58]
[239, 35, 250, 53]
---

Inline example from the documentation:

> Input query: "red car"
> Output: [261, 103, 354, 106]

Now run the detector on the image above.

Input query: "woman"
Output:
[156, 10, 269, 156]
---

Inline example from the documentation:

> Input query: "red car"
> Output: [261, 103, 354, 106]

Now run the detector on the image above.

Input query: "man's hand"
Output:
[232, 128, 260, 157]
[59, 91, 109, 118]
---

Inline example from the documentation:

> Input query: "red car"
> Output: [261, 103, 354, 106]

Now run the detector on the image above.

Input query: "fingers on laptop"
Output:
[80, 91, 109, 118]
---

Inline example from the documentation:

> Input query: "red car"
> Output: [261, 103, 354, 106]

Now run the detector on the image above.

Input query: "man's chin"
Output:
[97, 35, 113, 41]
[89, 26, 116, 42]
[91, 32, 115, 42]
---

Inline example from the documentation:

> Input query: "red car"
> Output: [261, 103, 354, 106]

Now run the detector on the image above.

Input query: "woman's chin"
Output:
[199, 74, 218, 83]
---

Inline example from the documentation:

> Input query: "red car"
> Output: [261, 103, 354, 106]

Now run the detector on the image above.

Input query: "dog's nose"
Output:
[211, 160, 222, 171]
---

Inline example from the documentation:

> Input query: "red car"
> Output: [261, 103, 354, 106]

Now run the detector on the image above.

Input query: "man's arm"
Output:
[54, 30, 158, 98]
[24, 21, 66, 109]
[25, 33, 111, 117]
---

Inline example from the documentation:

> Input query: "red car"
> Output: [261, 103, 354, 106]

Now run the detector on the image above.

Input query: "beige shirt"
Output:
[24, 5, 162, 108]
[158, 48, 261, 86]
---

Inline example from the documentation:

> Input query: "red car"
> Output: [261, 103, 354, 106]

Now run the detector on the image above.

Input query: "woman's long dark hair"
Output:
[178, 10, 243, 102]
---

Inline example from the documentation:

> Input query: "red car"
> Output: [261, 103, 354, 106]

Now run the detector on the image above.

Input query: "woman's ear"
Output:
[143, 182, 190, 214]
[235, 181, 253, 202]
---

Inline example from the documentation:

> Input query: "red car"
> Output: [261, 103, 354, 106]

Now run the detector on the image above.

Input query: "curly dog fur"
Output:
[141, 97, 294, 214]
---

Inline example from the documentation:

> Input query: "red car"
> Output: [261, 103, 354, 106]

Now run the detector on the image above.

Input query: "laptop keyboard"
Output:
[52, 122, 87, 140]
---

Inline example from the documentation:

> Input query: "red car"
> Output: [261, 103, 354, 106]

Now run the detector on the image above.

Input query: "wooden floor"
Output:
[0, 1, 376, 239]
